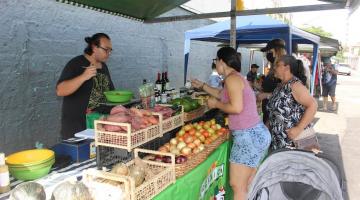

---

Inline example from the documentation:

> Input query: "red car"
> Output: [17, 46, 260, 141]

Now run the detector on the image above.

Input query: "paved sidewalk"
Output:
[314, 69, 360, 200]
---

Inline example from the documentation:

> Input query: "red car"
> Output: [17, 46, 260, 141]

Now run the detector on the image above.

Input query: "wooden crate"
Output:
[155, 104, 184, 134]
[94, 115, 162, 152]
[83, 148, 176, 200]
[175, 134, 227, 178]
[183, 106, 206, 122]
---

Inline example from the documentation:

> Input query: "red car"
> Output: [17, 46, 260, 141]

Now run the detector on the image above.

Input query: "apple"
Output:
[181, 147, 192, 155]
[198, 135, 206, 142]
[178, 136, 184, 142]
[203, 124, 210, 130]
[207, 128, 215, 135]
[193, 122, 199, 127]
[178, 129, 185, 136]
[211, 124, 218, 130]
[216, 124, 222, 130]
[202, 131, 210, 138]
[199, 128, 206, 133]
[193, 139, 201, 147]
[196, 125, 202, 130]
[210, 119, 216, 125]
[184, 136, 194, 144]
[188, 129, 196, 136]
[187, 142, 196, 149]
[171, 148, 181, 155]
[184, 124, 192, 131]
[159, 146, 168, 153]
[195, 131, 202, 137]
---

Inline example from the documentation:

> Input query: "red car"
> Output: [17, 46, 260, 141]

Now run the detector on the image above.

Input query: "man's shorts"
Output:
[322, 83, 336, 97]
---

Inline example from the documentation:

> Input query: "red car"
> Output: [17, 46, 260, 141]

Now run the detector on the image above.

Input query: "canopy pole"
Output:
[311, 43, 319, 96]
[230, 0, 237, 48]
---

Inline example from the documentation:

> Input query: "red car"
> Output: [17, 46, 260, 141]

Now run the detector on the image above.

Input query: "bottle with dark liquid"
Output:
[155, 72, 162, 91]
[165, 71, 170, 90]
[161, 72, 166, 93]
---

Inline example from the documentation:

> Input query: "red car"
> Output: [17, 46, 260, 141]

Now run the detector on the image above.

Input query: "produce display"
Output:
[98, 105, 159, 132]
[148, 119, 229, 164]
[170, 97, 201, 112]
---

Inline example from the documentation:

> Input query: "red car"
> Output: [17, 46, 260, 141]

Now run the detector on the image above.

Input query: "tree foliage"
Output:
[301, 26, 333, 38]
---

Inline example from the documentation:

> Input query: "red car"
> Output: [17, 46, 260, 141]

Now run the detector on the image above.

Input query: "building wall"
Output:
[0, 0, 219, 154]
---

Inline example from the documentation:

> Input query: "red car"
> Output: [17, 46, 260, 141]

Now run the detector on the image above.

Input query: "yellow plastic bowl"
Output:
[6, 149, 55, 166]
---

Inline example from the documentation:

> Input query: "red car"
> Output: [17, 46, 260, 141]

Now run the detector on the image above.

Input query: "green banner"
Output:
[154, 141, 233, 200]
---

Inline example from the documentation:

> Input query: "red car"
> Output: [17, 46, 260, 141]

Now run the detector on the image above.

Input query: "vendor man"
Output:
[56, 33, 115, 139]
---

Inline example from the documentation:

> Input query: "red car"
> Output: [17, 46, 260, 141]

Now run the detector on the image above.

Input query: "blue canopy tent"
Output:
[184, 15, 320, 95]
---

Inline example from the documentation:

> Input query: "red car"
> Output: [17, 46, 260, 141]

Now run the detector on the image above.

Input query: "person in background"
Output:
[207, 62, 223, 88]
[292, 43, 311, 89]
[321, 62, 338, 111]
[257, 39, 287, 125]
[191, 47, 270, 200]
[56, 33, 115, 139]
[267, 55, 317, 150]
[246, 64, 260, 88]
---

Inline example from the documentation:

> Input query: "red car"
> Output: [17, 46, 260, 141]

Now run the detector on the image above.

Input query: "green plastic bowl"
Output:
[8, 158, 55, 169]
[9, 159, 55, 180]
[104, 90, 133, 103]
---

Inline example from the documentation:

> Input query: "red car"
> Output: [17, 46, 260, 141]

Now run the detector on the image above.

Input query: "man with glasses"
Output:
[56, 33, 115, 139]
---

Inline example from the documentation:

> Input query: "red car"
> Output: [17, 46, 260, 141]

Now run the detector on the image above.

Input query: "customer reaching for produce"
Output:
[56, 33, 115, 139]
[191, 47, 270, 200]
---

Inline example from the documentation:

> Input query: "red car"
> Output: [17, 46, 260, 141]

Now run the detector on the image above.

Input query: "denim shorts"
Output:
[229, 122, 271, 168]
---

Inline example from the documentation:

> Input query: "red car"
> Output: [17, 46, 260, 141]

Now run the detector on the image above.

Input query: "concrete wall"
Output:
[0, 0, 219, 154]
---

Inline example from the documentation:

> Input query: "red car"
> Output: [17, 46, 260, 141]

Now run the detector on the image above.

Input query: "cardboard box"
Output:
[53, 139, 95, 163]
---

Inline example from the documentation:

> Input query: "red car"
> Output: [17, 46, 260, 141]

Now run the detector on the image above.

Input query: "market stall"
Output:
[1, 88, 231, 200]
[183, 15, 321, 95]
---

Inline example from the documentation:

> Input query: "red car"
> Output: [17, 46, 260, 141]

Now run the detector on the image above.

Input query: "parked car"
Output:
[337, 64, 352, 76]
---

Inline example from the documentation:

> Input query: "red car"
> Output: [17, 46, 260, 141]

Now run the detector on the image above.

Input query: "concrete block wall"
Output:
[0, 0, 219, 154]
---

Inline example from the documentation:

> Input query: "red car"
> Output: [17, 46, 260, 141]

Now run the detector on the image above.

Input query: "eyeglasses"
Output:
[97, 46, 113, 54]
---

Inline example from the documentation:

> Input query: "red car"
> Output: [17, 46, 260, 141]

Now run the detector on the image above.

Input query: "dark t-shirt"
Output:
[246, 71, 257, 83]
[57, 55, 114, 139]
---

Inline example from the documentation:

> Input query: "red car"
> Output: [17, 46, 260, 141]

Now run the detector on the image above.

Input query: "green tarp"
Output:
[154, 141, 233, 200]
[58, 0, 190, 20]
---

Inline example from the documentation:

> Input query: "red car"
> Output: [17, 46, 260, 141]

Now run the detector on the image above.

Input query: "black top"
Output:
[246, 71, 257, 83]
[262, 73, 280, 93]
[57, 55, 114, 139]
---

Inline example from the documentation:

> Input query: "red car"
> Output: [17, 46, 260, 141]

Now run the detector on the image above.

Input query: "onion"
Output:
[170, 138, 178, 145]
[111, 163, 129, 176]
[176, 142, 187, 150]
[175, 155, 188, 164]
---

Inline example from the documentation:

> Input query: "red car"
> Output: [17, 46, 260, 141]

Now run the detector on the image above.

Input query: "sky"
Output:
[183, 0, 360, 45]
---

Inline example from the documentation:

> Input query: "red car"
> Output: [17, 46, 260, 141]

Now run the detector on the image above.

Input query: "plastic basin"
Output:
[9, 159, 55, 180]
[6, 149, 54, 166]
[104, 90, 133, 103]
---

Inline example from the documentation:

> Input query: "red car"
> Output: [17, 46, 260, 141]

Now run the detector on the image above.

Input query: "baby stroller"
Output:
[247, 149, 346, 200]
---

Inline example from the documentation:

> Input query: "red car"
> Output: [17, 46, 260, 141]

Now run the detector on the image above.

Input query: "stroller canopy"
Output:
[248, 150, 344, 200]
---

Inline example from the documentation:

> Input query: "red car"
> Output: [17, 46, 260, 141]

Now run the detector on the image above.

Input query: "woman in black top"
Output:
[257, 39, 287, 125]
[56, 33, 115, 139]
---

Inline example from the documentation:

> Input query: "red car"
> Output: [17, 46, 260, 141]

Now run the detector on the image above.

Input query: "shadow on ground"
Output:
[317, 133, 349, 200]
[316, 99, 339, 114]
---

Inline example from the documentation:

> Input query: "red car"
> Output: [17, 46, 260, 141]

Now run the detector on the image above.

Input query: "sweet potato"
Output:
[130, 108, 143, 117]
[104, 124, 123, 132]
[110, 105, 128, 115]
[106, 114, 130, 123]
[147, 116, 159, 125]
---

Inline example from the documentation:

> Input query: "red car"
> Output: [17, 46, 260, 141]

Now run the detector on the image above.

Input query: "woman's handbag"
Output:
[293, 127, 320, 151]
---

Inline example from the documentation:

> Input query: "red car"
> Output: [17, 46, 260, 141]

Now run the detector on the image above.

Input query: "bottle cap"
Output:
[0, 153, 5, 165]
